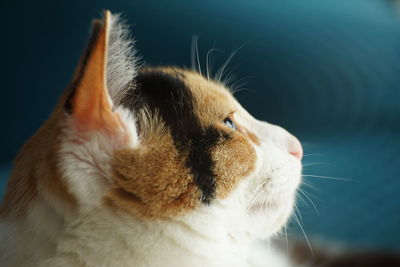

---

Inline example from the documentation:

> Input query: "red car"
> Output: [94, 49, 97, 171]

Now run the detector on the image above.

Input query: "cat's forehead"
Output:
[133, 66, 235, 122]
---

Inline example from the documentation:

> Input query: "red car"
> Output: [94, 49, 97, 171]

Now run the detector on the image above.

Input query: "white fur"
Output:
[107, 14, 141, 104]
[59, 107, 138, 209]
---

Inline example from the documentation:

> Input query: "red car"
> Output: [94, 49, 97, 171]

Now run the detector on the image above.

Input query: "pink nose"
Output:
[287, 135, 303, 160]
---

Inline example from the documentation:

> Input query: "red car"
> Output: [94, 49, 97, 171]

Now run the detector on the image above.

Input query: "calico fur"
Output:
[0, 11, 303, 267]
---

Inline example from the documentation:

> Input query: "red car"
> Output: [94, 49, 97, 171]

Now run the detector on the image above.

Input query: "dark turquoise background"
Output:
[1, 0, 400, 251]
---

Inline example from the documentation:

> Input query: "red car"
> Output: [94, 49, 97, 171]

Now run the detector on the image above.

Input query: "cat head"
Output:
[3, 11, 302, 240]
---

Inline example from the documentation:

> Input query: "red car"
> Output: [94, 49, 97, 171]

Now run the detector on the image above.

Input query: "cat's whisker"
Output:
[300, 181, 318, 191]
[205, 46, 220, 80]
[266, 187, 276, 211]
[246, 192, 263, 211]
[298, 188, 319, 216]
[294, 203, 303, 223]
[191, 35, 202, 75]
[222, 63, 251, 88]
[191, 36, 196, 71]
[299, 188, 321, 202]
[259, 187, 267, 210]
[215, 52, 236, 83]
[296, 192, 309, 208]
[262, 187, 273, 211]
[257, 186, 271, 211]
[303, 153, 325, 157]
[249, 180, 267, 198]
[215, 42, 249, 83]
[246, 181, 268, 211]
[220, 63, 240, 84]
[231, 86, 255, 96]
[292, 212, 313, 255]
[302, 174, 354, 182]
[229, 76, 250, 89]
[284, 224, 289, 254]
[302, 162, 330, 167]
[195, 38, 202, 75]
[229, 77, 255, 95]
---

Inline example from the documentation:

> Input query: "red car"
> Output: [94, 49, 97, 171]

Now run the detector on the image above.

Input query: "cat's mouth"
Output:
[248, 202, 280, 213]
[247, 195, 293, 214]
[247, 186, 298, 215]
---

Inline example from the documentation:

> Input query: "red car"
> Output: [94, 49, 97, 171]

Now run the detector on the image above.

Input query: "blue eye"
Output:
[224, 117, 237, 130]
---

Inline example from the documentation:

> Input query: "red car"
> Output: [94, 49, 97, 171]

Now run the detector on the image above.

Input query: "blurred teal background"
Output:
[1, 0, 400, 251]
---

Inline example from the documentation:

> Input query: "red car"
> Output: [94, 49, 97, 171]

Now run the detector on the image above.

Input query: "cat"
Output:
[0, 11, 304, 267]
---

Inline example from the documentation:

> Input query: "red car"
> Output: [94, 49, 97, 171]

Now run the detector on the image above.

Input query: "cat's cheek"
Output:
[212, 135, 257, 200]
[105, 134, 202, 219]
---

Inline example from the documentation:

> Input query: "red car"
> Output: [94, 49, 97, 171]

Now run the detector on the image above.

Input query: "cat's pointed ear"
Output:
[65, 11, 129, 135]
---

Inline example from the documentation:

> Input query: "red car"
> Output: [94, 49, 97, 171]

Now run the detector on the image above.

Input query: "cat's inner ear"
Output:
[65, 11, 124, 135]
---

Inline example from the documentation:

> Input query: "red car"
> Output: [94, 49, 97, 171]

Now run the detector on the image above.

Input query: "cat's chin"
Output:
[246, 194, 295, 239]
[248, 190, 296, 211]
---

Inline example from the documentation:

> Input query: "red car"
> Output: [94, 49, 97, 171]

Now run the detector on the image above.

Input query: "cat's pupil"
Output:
[224, 118, 237, 130]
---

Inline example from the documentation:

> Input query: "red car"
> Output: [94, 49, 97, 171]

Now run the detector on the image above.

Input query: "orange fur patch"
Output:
[236, 122, 260, 146]
[105, 132, 201, 219]
[212, 132, 257, 198]
[0, 114, 77, 219]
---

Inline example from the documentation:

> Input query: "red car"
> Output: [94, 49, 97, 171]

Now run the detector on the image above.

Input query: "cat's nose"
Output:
[287, 135, 303, 160]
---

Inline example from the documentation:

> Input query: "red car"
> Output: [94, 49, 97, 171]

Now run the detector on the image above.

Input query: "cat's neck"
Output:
[2, 198, 255, 267]
[59, 208, 251, 267]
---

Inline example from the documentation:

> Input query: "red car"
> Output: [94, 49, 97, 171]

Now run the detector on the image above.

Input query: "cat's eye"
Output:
[224, 117, 237, 130]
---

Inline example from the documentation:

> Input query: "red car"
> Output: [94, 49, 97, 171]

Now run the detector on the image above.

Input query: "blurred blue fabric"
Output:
[1, 0, 399, 251]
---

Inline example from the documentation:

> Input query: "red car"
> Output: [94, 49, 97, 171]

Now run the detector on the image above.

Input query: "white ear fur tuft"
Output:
[107, 14, 142, 105]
